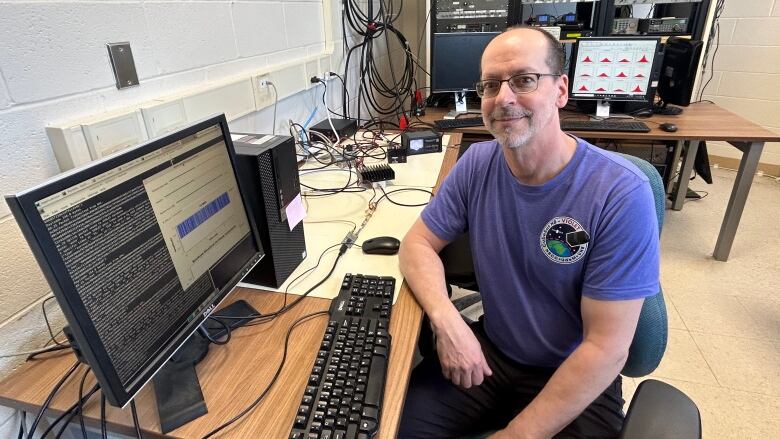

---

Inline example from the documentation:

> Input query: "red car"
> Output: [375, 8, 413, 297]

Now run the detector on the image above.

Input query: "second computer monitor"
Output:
[431, 32, 499, 93]
[569, 37, 663, 107]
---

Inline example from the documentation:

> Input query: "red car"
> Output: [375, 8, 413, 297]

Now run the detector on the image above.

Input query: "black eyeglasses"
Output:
[475, 73, 561, 98]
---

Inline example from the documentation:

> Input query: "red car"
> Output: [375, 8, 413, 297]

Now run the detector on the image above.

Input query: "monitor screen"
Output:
[5, 114, 264, 407]
[431, 32, 498, 93]
[569, 37, 662, 102]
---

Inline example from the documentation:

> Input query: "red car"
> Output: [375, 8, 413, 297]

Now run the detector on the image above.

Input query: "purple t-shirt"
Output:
[421, 138, 660, 367]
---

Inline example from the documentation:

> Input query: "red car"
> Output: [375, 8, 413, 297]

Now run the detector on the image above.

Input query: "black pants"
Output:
[398, 322, 625, 439]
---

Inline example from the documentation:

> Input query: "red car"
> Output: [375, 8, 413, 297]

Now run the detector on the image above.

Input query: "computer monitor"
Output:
[656, 37, 704, 114]
[431, 32, 498, 113]
[569, 36, 663, 117]
[5, 115, 264, 411]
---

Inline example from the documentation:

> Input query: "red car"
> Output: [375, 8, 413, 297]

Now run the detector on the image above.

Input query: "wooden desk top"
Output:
[423, 102, 780, 143]
[0, 134, 462, 438]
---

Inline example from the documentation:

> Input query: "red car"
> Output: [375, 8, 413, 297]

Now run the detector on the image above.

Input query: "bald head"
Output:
[482, 26, 566, 76]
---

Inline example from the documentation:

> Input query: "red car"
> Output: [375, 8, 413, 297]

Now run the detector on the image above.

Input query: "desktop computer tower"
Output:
[233, 134, 306, 288]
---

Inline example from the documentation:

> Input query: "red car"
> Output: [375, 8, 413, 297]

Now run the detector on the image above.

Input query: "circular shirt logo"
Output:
[540, 217, 589, 264]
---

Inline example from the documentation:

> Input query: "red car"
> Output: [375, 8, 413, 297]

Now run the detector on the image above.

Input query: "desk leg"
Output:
[671, 140, 699, 211]
[713, 141, 764, 261]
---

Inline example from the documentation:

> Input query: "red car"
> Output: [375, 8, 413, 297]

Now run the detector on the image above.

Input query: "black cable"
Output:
[100, 394, 107, 439]
[17, 412, 25, 439]
[131, 400, 143, 439]
[46, 368, 94, 439]
[42, 296, 66, 347]
[201, 317, 231, 345]
[26, 344, 72, 361]
[27, 360, 80, 439]
[376, 186, 434, 208]
[199, 310, 329, 439]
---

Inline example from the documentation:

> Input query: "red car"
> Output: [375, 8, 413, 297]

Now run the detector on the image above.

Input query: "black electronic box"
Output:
[401, 131, 443, 156]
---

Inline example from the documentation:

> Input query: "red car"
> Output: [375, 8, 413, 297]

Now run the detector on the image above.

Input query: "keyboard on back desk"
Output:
[289, 273, 395, 439]
[433, 117, 484, 131]
[560, 119, 651, 133]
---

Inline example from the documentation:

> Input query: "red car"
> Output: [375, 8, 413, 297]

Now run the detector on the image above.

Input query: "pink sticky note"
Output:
[285, 194, 306, 231]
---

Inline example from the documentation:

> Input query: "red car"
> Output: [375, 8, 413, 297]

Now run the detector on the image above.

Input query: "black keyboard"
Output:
[289, 273, 395, 439]
[433, 117, 484, 131]
[560, 120, 651, 133]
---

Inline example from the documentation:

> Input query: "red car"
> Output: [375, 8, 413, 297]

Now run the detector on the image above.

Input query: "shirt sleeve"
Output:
[420, 147, 475, 243]
[582, 180, 660, 301]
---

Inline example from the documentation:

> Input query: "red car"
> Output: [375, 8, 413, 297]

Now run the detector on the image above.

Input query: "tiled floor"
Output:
[455, 167, 780, 438]
[629, 167, 780, 438]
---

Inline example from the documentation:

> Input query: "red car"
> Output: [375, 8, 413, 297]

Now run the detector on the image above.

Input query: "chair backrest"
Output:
[616, 153, 667, 377]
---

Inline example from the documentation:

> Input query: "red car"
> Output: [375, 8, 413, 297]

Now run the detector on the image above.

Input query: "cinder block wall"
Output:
[0, 1, 415, 434]
[701, 0, 780, 174]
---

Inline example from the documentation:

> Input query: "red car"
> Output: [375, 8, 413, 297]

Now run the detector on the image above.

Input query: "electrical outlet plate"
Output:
[107, 42, 139, 89]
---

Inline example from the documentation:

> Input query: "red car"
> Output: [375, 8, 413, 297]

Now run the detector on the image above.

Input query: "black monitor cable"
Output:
[376, 186, 434, 208]
[200, 310, 329, 439]
[26, 360, 80, 439]
[130, 400, 143, 439]
[100, 394, 107, 439]
[16, 411, 25, 439]
[50, 371, 99, 439]
[201, 317, 232, 345]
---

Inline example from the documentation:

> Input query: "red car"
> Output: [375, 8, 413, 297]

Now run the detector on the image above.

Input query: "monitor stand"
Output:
[445, 91, 471, 118]
[152, 299, 259, 434]
[596, 100, 611, 118]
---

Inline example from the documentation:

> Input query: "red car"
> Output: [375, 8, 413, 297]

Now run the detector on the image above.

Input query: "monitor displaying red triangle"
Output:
[598, 73, 609, 77]
[596, 87, 607, 92]
[614, 88, 625, 92]
[583, 56, 593, 62]
[638, 55, 649, 63]
[579, 85, 589, 91]
[617, 72, 628, 78]
[635, 73, 645, 78]
[620, 58, 631, 63]
[601, 57, 612, 63]
[632, 86, 643, 92]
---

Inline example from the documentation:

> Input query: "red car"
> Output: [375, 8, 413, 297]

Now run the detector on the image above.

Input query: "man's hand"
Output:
[433, 314, 493, 388]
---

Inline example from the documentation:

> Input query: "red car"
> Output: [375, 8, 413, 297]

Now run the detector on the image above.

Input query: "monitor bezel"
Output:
[568, 36, 663, 103]
[5, 114, 264, 407]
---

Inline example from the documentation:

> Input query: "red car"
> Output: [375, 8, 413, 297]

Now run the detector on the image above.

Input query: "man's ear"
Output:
[556, 74, 569, 109]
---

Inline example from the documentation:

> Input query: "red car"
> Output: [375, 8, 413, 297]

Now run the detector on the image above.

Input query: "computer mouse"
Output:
[361, 236, 401, 255]
[660, 122, 678, 133]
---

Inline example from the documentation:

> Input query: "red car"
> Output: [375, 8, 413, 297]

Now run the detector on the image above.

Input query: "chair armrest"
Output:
[619, 379, 701, 439]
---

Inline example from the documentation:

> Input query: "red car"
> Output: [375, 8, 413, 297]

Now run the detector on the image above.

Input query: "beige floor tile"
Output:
[737, 296, 780, 342]
[673, 293, 775, 340]
[691, 332, 780, 396]
[664, 295, 686, 330]
[634, 377, 780, 439]
[648, 329, 718, 385]
[621, 377, 637, 412]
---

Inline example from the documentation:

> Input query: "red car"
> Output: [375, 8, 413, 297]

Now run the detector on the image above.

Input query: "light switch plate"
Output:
[107, 42, 139, 89]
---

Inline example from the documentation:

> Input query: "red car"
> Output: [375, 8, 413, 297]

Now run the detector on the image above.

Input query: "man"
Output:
[398, 27, 659, 438]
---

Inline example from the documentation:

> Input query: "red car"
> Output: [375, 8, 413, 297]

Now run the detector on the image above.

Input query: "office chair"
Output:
[435, 153, 701, 438]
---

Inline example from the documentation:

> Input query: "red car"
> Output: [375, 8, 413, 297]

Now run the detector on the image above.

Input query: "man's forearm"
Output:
[502, 341, 627, 439]
[398, 240, 460, 327]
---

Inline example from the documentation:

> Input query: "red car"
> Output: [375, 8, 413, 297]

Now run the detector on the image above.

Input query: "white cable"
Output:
[322, 80, 341, 144]
[270, 82, 279, 135]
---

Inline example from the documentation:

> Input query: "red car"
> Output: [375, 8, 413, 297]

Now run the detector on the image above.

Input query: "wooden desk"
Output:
[422, 103, 780, 261]
[0, 135, 461, 438]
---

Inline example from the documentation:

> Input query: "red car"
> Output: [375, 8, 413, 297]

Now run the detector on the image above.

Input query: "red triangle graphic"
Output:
[615, 88, 625, 92]
[617, 72, 628, 78]
[596, 87, 607, 92]
[620, 58, 631, 63]
[601, 58, 612, 63]
[581, 73, 591, 77]
[635, 73, 645, 78]
[633, 86, 643, 92]
[583, 56, 593, 62]
[639, 55, 649, 63]
[579, 85, 588, 91]
[598, 73, 609, 77]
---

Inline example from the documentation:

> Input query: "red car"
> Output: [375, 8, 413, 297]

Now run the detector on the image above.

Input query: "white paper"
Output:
[285, 193, 306, 231]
